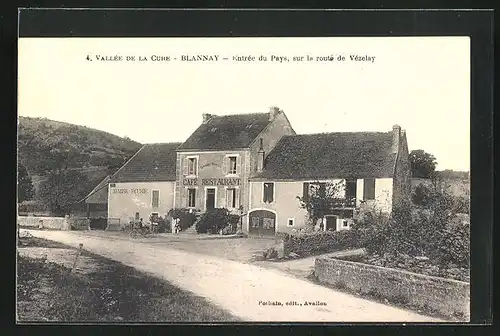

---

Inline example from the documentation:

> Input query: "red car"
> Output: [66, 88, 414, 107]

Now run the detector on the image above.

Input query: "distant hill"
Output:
[18, 116, 143, 181]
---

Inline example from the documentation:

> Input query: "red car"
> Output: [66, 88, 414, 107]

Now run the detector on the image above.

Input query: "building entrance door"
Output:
[325, 215, 338, 232]
[205, 188, 216, 210]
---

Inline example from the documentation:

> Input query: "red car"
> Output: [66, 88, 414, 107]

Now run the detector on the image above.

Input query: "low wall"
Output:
[17, 216, 70, 230]
[68, 217, 91, 231]
[315, 256, 470, 320]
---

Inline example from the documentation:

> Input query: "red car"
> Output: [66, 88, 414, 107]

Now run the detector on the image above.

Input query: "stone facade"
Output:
[315, 256, 470, 320]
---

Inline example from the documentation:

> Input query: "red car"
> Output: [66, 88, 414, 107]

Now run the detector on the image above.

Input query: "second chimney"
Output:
[268, 106, 280, 121]
[392, 124, 401, 153]
[257, 138, 265, 172]
[202, 113, 213, 124]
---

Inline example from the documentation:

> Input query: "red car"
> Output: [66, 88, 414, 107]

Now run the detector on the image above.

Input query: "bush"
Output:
[358, 189, 470, 270]
[149, 214, 171, 233]
[196, 208, 236, 234]
[167, 208, 197, 231]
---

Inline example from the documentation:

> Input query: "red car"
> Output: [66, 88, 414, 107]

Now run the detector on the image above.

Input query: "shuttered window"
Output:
[363, 179, 376, 200]
[302, 182, 310, 202]
[228, 156, 237, 174]
[263, 183, 274, 203]
[152, 190, 160, 208]
[226, 188, 237, 208]
[188, 188, 196, 208]
[187, 157, 198, 176]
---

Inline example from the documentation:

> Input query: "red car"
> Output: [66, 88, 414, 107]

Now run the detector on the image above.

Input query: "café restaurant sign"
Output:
[182, 178, 241, 186]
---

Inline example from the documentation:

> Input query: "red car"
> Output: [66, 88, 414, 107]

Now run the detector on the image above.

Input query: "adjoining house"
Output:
[106, 142, 181, 227]
[78, 175, 111, 228]
[99, 107, 410, 235]
[247, 125, 411, 235]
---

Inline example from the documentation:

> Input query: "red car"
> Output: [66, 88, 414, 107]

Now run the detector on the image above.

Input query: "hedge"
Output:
[280, 229, 364, 257]
[196, 208, 239, 234]
[167, 208, 197, 231]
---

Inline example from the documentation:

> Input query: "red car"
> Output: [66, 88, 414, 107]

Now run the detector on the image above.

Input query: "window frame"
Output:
[226, 187, 237, 209]
[263, 182, 275, 203]
[228, 156, 238, 175]
[187, 188, 196, 208]
[186, 156, 199, 177]
[363, 178, 376, 200]
[151, 189, 160, 208]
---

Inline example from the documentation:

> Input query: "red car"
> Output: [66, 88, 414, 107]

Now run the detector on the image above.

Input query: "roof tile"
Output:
[254, 132, 396, 180]
[110, 142, 181, 182]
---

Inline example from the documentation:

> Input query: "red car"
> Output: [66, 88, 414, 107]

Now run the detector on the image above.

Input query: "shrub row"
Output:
[195, 208, 240, 234]
[167, 208, 197, 231]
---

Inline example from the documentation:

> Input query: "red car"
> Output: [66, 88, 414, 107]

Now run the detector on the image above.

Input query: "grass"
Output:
[17, 237, 240, 322]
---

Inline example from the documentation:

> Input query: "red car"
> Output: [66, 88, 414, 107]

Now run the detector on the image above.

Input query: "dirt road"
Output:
[24, 230, 444, 322]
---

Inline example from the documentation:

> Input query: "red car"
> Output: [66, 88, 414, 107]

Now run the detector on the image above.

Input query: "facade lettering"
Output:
[201, 178, 241, 186]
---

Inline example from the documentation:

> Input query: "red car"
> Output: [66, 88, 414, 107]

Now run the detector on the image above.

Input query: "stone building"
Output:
[102, 107, 411, 235]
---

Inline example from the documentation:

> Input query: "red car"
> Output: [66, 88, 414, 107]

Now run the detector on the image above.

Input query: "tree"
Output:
[409, 149, 437, 178]
[296, 181, 346, 226]
[36, 170, 90, 216]
[17, 163, 34, 203]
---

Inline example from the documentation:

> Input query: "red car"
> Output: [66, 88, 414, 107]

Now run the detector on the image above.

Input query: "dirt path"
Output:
[25, 230, 444, 322]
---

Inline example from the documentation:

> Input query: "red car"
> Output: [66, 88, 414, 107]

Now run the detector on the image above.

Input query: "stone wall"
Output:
[314, 256, 470, 320]
[17, 216, 71, 230]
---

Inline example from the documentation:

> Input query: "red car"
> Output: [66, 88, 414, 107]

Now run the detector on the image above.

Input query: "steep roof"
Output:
[177, 113, 272, 151]
[110, 142, 181, 183]
[253, 132, 397, 180]
[79, 175, 110, 203]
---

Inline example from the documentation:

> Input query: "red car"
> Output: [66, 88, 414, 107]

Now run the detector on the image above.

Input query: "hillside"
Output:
[18, 116, 143, 182]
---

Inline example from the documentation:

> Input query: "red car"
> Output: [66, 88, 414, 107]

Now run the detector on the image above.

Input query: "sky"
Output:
[18, 37, 470, 171]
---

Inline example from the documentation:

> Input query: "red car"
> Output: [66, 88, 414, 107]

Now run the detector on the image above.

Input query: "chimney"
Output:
[202, 113, 213, 124]
[268, 106, 281, 121]
[257, 138, 265, 172]
[392, 124, 401, 153]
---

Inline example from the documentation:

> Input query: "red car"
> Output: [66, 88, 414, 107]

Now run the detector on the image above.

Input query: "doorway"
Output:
[324, 215, 338, 232]
[205, 188, 216, 210]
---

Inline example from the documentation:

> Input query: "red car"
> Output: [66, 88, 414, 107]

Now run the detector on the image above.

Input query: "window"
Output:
[302, 182, 310, 202]
[188, 188, 196, 208]
[228, 156, 237, 174]
[363, 178, 376, 200]
[152, 190, 160, 208]
[346, 180, 357, 198]
[288, 218, 295, 227]
[342, 220, 349, 228]
[110, 183, 116, 187]
[226, 188, 237, 208]
[263, 182, 274, 203]
[187, 157, 198, 176]
[135, 212, 140, 220]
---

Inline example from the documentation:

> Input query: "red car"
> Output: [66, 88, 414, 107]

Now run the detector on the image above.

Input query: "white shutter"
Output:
[236, 156, 242, 175]
[224, 188, 229, 208]
[183, 157, 188, 176]
[222, 156, 228, 175]
[235, 188, 241, 208]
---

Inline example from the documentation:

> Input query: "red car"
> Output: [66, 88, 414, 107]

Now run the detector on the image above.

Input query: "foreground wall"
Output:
[315, 256, 470, 320]
[17, 216, 71, 230]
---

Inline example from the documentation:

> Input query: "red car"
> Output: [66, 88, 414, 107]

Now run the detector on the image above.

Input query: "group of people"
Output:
[133, 217, 181, 234]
